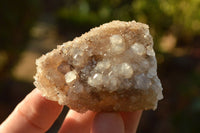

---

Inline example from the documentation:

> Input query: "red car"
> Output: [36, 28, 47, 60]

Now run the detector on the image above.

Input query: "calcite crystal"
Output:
[34, 20, 163, 113]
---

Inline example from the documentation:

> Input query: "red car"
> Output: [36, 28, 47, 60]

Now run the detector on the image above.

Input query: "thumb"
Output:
[92, 112, 124, 133]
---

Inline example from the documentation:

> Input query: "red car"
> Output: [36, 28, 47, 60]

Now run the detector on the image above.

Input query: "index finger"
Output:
[0, 89, 63, 133]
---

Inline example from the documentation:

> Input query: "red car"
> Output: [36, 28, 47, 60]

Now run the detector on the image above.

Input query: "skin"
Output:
[0, 89, 142, 133]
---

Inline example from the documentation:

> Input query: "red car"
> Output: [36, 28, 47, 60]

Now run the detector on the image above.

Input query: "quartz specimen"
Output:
[34, 20, 163, 113]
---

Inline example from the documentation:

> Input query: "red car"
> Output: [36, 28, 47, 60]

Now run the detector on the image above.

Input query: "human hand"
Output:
[0, 89, 142, 133]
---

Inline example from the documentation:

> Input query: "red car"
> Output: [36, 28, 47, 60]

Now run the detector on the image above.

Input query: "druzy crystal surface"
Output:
[34, 20, 163, 113]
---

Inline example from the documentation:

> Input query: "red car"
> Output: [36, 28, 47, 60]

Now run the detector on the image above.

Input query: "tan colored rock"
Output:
[34, 20, 163, 113]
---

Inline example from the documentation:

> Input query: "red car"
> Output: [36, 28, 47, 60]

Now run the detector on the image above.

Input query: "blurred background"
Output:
[0, 0, 200, 132]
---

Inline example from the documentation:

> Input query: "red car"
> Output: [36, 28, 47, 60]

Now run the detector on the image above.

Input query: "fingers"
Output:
[92, 111, 142, 133]
[92, 112, 125, 133]
[121, 111, 142, 133]
[58, 110, 96, 133]
[59, 110, 142, 133]
[0, 88, 142, 133]
[0, 89, 63, 133]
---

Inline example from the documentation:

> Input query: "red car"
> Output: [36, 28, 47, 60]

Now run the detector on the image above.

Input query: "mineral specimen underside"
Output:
[34, 20, 163, 113]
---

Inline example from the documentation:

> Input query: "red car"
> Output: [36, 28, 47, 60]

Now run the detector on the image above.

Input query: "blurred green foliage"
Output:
[56, 0, 200, 35]
[0, 0, 200, 132]
[0, 0, 40, 78]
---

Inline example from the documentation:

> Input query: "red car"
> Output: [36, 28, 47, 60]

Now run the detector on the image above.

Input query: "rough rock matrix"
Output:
[34, 20, 163, 113]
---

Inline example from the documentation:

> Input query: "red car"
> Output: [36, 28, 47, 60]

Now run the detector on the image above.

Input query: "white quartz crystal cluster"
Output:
[62, 34, 162, 97]
[34, 20, 163, 112]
